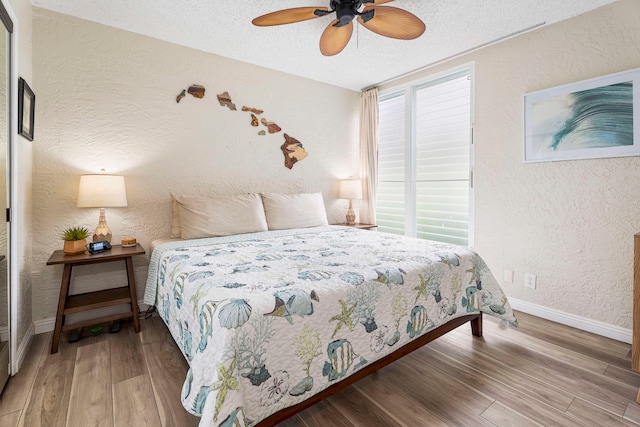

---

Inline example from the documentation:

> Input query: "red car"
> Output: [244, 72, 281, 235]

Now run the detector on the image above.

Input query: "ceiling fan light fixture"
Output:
[252, 0, 425, 55]
[334, 3, 356, 27]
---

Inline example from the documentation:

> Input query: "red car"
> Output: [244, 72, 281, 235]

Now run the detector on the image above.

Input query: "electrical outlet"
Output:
[524, 273, 537, 289]
[503, 269, 514, 283]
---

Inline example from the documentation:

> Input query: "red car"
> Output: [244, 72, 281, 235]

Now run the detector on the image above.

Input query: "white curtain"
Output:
[359, 88, 378, 225]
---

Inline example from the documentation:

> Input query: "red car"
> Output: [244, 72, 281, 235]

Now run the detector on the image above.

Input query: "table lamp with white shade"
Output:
[339, 179, 362, 226]
[77, 174, 128, 243]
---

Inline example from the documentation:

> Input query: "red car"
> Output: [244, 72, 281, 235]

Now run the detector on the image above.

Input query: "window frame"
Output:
[378, 64, 476, 248]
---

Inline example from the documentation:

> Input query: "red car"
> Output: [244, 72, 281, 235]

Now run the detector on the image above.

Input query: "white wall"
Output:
[8, 0, 33, 365]
[380, 0, 640, 330]
[31, 9, 360, 323]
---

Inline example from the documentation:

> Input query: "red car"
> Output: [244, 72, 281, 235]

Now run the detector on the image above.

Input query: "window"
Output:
[377, 69, 473, 246]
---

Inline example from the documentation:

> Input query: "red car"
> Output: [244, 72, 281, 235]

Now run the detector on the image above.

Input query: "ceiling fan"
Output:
[252, 0, 426, 56]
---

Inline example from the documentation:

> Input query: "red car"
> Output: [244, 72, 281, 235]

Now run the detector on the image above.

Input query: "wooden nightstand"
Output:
[335, 223, 377, 230]
[46, 243, 145, 353]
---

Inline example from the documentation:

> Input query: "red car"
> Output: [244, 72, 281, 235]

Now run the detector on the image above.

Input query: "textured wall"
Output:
[32, 9, 360, 322]
[380, 0, 640, 329]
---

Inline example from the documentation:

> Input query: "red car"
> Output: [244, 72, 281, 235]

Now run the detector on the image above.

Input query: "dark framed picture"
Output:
[18, 77, 35, 141]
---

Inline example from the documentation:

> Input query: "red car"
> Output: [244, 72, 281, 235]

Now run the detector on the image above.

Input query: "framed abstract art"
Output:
[524, 67, 639, 163]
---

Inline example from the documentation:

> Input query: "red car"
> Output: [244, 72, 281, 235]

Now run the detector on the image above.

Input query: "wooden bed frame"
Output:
[256, 313, 483, 426]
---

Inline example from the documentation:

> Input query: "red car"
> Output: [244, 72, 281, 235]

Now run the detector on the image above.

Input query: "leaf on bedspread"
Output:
[179, 321, 194, 362]
[190, 385, 210, 414]
[173, 272, 189, 309]
[189, 271, 214, 282]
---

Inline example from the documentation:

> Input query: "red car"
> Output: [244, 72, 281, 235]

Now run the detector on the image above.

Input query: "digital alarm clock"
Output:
[87, 240, 112, 254]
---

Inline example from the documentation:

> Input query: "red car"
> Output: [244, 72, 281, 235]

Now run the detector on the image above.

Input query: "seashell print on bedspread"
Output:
[143, 226, 517, 427]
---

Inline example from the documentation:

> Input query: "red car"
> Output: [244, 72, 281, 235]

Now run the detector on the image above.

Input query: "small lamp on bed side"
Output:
[339, 179, 362, 226]
[77, 174, 128, 243]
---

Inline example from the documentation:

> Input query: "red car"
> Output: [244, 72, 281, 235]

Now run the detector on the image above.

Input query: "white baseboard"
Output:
[14, 322, 34, 374]
[34, 300, 150, 334]
[509, 298, 632, 344]
[34, 317, 55, 335]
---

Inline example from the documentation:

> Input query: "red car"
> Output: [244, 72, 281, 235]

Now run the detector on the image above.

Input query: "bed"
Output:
[143, 192, 517, 426]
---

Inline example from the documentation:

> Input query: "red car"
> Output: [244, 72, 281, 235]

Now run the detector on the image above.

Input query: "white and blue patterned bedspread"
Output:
[143, 226, 517, 426]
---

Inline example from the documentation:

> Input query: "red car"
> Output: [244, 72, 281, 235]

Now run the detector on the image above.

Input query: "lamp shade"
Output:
[77, 175, 128, 208]
[339, 179, 362, 200]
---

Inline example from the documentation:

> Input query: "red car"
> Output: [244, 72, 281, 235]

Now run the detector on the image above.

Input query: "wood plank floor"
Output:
[0, 311, 639, 426]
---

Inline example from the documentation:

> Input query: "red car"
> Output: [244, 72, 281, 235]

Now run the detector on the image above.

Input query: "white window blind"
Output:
[377, 70, 472, 246]
[376, 94, 405, 236]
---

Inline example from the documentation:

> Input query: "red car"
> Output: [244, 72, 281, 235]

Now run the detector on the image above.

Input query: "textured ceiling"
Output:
[32, 0, 620, 91]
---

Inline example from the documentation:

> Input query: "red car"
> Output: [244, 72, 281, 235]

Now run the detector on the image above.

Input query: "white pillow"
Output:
[261, 192, 328, 230]
[173, 193, 268, 239]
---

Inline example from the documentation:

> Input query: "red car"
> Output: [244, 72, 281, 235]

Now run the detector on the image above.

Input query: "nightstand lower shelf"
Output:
[61, 311, 134, 333]
[64, 287, 132, 315]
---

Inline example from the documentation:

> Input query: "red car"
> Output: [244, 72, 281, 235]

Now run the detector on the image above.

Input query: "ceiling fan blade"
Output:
[252, 7, 329, 26]
[368, 0, 395, 4]
[358, 6, 425, 40]
[319, 20, 354, 56]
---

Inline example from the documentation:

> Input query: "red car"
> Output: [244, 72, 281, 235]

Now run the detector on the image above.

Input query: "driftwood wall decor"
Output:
[261, 118, 282, 134]
[176, 89, 186, 103]
[281, 134, 308, 169]
[188, 85, 205, 98]
[175, 85, 308, 169]
[176, 85, 206, 103]
[217, 92, 236, 110]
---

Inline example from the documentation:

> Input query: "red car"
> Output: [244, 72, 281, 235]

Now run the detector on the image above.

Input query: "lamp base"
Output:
[345, 200, 356, 226]
[93, 208, 113, 243]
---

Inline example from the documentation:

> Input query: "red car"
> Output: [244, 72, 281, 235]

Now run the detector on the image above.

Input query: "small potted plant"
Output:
[62, 226, 90, 255]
